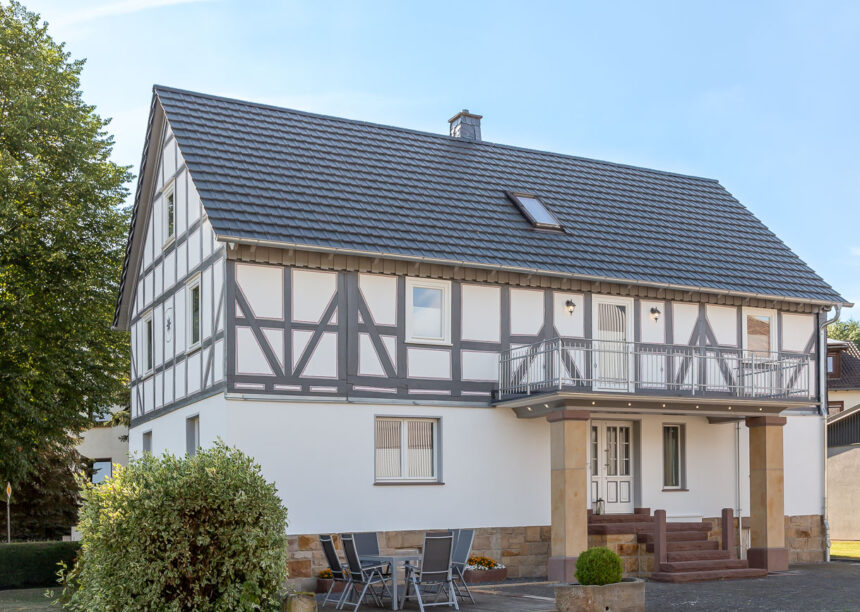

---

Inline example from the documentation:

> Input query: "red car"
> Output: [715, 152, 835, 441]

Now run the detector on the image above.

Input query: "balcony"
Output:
[496, 338, 815, 403]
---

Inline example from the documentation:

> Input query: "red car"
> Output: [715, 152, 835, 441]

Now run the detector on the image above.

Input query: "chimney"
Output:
[448, 109, 482, 141]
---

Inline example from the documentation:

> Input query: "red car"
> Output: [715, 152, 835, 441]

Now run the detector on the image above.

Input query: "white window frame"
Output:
[741, 307, 777, 357]
[142, 310, 154, 376]
[163, 182, 176, 247]
[142, 430, 153, 454]
[374, 417, 440, 483]
[186, 275, 202, 351]
[405, 277, 451, 346]
[662, 423, 685, 490]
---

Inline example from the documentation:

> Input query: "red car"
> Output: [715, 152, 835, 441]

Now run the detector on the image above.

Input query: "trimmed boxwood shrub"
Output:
[575, 547, 623, 586]
[61, 441, 289, 611]
[0, 541, 80, 589]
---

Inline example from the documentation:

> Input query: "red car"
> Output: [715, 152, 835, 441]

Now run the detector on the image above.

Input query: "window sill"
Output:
[374, 481, 444, 486]
[661, 488, 689, 492]
[162, 237, 176, 251]
[187, 343, 202, 355]
[405, 340, 453, 348]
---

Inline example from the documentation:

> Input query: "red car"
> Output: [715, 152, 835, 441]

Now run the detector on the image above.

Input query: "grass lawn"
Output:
[831, 540, 860, 559]
[0, 588, 60, 610]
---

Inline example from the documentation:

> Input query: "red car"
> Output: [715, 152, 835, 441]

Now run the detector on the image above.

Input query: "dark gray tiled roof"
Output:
[154, 85, 846, 304]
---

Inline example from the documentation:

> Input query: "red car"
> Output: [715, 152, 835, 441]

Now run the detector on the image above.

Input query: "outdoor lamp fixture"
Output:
[650, 306, 661, 322]
[565, 299, 576, 315]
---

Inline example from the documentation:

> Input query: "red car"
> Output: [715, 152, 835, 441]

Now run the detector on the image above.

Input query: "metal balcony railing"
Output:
[497, 338, 815, 402]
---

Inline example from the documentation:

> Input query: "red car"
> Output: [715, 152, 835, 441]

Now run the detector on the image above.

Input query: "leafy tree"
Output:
[828, 319, 860, 350]
[0, 2, 131, 487]
[7, 438, 89, 541]
[62, 442, 289, 611]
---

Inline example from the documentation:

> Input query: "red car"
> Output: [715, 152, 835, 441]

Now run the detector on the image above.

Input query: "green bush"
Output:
[61, 441, 289, 611]
[0, 541, 80, 589]
[575, 547, 623, 586]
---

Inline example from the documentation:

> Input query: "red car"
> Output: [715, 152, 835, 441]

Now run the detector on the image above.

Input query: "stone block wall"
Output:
[285, 525, 552, 590]
[704, 513, 825, 564]
[284, 514, 824, 589]
[587, 533, 653, 576]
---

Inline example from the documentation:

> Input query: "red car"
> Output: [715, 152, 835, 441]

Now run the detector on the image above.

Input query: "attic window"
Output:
[508, 192, 561, 230]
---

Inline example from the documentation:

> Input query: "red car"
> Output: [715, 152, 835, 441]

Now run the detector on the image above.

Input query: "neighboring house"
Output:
[76, 408, 129, 484]
[826, 338, 860, 415]
[113, 86, 849, 584]
[826, 340, 860, 540]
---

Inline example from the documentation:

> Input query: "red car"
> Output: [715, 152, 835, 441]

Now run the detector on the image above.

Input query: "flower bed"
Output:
[463, 555, 507, 584]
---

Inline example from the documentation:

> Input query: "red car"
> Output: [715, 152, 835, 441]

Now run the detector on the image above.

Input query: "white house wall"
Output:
[223, 399, 550, 535]
[129, 119, 226, 427]
[225, 264, 820, 406]
[127, 395, 822, 532]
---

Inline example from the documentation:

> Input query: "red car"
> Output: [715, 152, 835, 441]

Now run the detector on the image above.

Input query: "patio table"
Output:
[359, 553, 420, 611]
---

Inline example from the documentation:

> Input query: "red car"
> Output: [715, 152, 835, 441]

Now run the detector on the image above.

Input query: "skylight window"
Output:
[508, 192, 561, 229]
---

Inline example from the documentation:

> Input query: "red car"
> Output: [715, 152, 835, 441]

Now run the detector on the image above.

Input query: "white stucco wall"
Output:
[129, 394, 825, 535]
[830, 390, 860, 412]
[77, 426, 129, 467]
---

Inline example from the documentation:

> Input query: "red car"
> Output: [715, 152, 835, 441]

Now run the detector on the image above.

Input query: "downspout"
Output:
[819, 306, 840, 562]
[736, 421, 744, 559]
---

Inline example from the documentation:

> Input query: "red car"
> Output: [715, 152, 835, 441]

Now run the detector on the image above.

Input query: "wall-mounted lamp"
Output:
[565, 299, 576, 315]
[650, 306, 661, 322]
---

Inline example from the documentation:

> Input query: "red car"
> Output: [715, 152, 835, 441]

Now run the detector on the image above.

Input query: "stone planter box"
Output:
[556, 578, 645, 612]
[282, 592, 317, 612]
[315, 578, 347, 594]
[464, 567, 508, 584]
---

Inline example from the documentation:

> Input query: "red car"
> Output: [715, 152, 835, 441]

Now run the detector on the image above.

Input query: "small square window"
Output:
[164, 186, 176, 245]
[187, 278, 201, 349]
[507, 192, 562, 230]
[405, 278, 451, 345]
[375, 417, 440, 482]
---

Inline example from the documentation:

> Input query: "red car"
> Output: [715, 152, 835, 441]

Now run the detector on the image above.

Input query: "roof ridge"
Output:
[153, 84, 722, 185]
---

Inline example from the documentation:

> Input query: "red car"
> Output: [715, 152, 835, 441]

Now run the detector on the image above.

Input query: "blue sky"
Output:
[25, 0, 860, 317]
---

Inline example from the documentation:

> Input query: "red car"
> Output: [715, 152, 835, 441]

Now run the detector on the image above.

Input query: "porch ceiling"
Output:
[497, 391, 818, 419]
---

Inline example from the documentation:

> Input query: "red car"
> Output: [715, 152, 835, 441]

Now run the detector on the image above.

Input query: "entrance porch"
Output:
[531, 404, 794, 582]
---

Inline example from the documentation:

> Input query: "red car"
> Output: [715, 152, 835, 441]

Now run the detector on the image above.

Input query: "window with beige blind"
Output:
[375, 417, 439, 482]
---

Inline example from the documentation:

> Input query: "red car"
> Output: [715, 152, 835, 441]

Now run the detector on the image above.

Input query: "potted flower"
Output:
[463, 555, 507, 584]
[315, 568, 347, 594]
[555, 547, 644, 612]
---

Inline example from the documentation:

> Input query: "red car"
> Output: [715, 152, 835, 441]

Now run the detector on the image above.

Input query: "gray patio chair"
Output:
[338, 533, 392, 611]
[319, 535, 351, 609]
[451, 529, 476, 604]
[340, 531, 391, 575]
[400, 531, 459, 611]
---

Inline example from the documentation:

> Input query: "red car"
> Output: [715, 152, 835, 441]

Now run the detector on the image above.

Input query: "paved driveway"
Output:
[469, 562, 860, 612]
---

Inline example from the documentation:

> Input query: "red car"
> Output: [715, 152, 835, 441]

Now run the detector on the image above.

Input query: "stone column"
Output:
[745, 415, 789, 571]
[547, 408, 590, 582]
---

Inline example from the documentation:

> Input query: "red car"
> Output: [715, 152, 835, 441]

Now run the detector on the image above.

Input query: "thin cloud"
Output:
[850, 247, 860, 257]
[53, 0, 211, 27]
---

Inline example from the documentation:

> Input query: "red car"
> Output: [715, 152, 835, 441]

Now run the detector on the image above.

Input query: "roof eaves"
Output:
[218, 233, 851, 308]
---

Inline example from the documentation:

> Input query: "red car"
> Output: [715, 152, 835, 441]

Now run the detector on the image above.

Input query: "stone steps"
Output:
[659, 558, 750, 572]
[650, 568, 768, 583]
[666, 549, 731, 562]
[638, 529, 710, 543]
[647, 539, 719, 553]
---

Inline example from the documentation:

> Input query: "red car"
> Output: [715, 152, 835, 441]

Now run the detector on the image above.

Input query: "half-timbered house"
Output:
[114, 86, 849, 584]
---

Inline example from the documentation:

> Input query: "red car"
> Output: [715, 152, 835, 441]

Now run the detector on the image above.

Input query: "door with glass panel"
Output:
[590, 421, 634, 514]
[592, 297, 634, 391]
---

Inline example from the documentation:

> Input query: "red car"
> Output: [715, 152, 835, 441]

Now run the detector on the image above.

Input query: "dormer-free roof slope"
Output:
[115, 85, 848, 327]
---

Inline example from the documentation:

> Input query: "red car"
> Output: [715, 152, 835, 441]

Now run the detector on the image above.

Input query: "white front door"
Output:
[592, 297, 634, 391]
[590, 420, 635, 514]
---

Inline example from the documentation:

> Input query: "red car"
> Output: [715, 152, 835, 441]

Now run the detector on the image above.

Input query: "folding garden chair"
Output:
[341, 531, 391, 575]
[338, 533, 392, 611]
[319, 535, 351, 609]
[400, 531, 459, 611]
[451, 529, 476, 604]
